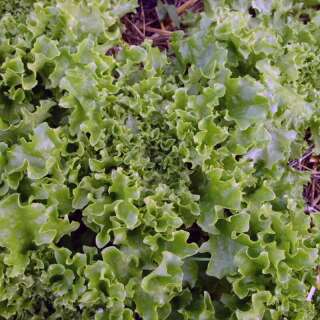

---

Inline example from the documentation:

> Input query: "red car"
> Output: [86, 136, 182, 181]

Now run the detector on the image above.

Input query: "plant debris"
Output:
[290, 147, 320, 213]
[121, 0, 203, 49]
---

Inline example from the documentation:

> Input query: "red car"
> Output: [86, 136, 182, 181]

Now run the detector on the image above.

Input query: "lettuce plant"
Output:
[0, 0, 319, 319]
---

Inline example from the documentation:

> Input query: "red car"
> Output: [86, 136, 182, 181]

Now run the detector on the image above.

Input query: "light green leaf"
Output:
[200, 171, 243, 211]
[141, 251, 183, 304]
[115, 200, 140, 230]
[200, 234, 244, 279]
[226, 76, 269, 130]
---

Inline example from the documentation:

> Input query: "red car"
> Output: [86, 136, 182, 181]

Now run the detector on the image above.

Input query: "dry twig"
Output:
[145, 26, 173, 36]
[177, 0, 199, 14]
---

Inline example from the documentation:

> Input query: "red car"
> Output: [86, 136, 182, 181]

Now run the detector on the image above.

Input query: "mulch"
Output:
[121, 0, 203, 49]
[290, 146, 320, 214]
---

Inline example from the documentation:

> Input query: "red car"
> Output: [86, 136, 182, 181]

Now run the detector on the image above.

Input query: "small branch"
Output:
[306, 206, 318, 213]
[300, 149, 313, 162]
[312, 194, 320, 207]
[145, 18, 160, 26]
[145, 26, 172, 36]
[306, 273, 320, 301]
[300, 165, 312, 171]
[177, 0, 198, 15]
[312, 178, 316, 203]
[307, 286, 316, 301]
[123, 16, 144, 39]
[140, 0, 145, 37]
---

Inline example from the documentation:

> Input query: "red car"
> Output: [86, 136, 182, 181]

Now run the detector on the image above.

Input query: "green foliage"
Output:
[0, 0, 320, 319]
[0, 0, 37, 20]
